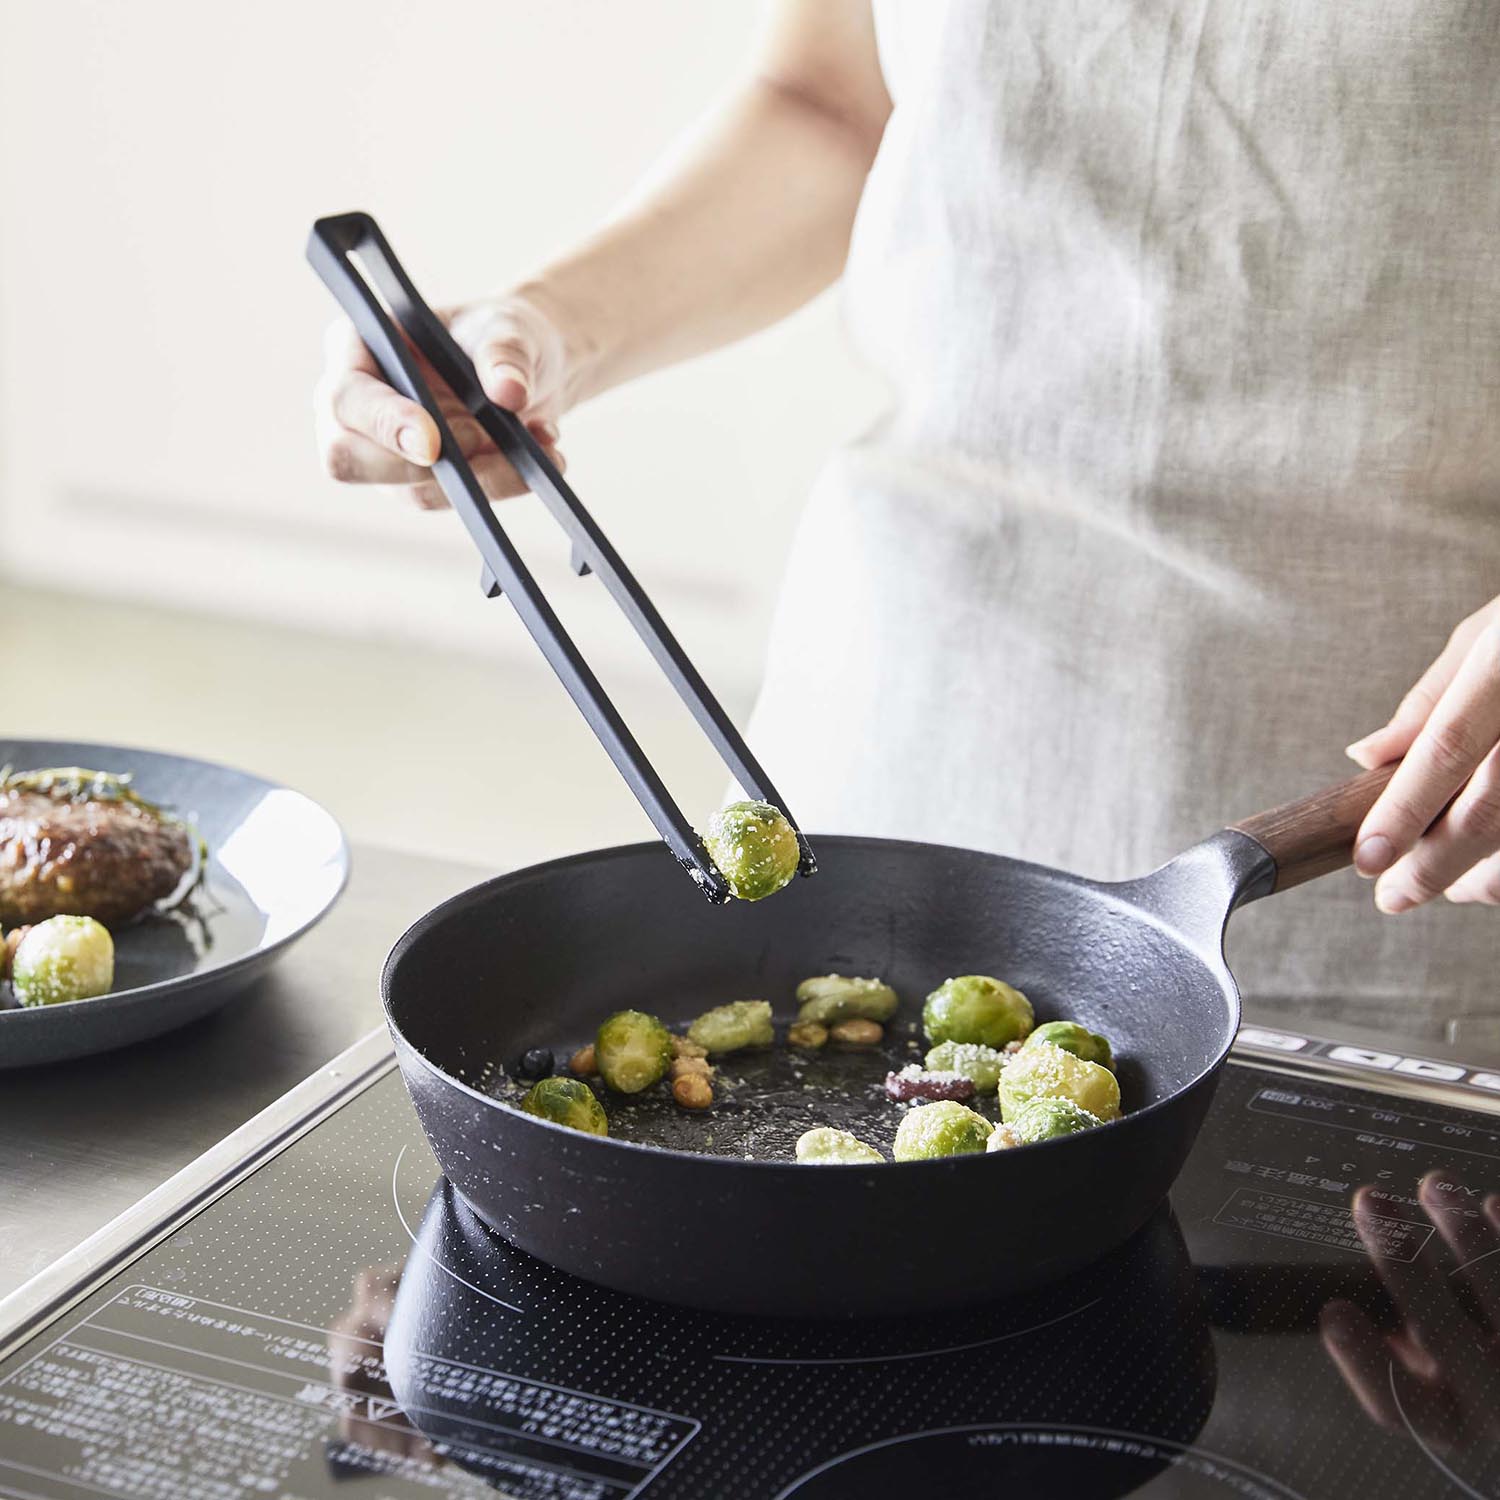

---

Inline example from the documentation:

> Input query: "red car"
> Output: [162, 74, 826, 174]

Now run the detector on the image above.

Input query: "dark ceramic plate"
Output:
[0, 740, 349, 1067]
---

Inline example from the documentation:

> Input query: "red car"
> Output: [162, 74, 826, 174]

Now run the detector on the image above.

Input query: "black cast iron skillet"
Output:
[381, 1188, 1214, 1498]
[383, 765, 1392, 1318]
[308, 211, 1403, 1318]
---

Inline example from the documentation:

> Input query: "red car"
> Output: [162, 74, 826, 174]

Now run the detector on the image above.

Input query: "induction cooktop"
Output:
[1, 1023, 1498, 1499]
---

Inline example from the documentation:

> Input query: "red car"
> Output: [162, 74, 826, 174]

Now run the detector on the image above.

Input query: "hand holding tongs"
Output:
[307, 212, 815, 903]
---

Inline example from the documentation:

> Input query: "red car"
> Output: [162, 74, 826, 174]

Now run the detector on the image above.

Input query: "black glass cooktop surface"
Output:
[2, 1027, 1499, 1499]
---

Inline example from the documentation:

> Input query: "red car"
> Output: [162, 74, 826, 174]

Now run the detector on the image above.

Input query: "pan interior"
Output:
[384, 837, 1238, 1162]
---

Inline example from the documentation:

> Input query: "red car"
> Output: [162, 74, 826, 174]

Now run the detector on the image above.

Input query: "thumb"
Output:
[472, 337, 533, 413]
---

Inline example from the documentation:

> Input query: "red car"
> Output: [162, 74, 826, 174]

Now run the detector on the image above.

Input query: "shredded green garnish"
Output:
[2, 765, 173, 817]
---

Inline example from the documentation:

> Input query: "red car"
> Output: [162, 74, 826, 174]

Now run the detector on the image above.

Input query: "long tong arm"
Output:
[307, 212, 815, 901]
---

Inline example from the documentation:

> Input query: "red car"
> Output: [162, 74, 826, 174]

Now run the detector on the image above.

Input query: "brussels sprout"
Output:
[520, 1076, 609, 1136]
[986, 1124, 1021, 1152]
[702, 800, 800, 901]
[594, 1009, 674, 1094]
[1024, 1020, 1114, 1072]
[795, 974, 899, 1026]
[892, 1100, 995, 1161]
[1008, 1096, 1103, 1145]
[922, 975, 1034, 1048]
[687, 999, 774, 1056]
[999, 1041, 1121, 1124]
[795, 1127, 884, 1165]
[12, 915, 114, 1007]
[923, 1040, 1008, 1094]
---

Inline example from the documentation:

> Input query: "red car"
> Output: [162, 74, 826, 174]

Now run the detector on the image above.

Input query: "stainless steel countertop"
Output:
[0, 842, 491, 1301]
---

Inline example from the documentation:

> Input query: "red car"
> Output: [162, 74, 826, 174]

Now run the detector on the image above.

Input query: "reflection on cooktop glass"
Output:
[2, 1040, 1499, 1499]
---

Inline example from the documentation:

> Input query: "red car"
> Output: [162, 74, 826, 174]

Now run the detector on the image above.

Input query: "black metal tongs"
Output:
[307, 212, 815, 903]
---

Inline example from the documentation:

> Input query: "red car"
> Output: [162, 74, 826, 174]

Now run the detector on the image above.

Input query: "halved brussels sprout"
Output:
[12, 915, 114, 1007]
[595, 1009, 674, 1094]
[922, 975, 1034, 1048]
[795, 1127, 884, 1165]
[794, 974, 899, 1026]
[520, 1076, 609, 1136]
[702, 800, 800, 901]
[687, 999, 774, 1056]
[892, 1100, 995, 1161]
[999, 1041, 1120, 1123]
[1007, 1095, 1103, 1144]
[1024, 1020, 1114, 1072]
[923, 1040, 1008, 1094]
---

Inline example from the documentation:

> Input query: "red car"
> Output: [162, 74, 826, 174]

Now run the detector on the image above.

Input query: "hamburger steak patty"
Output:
[0, 788, 194, 926]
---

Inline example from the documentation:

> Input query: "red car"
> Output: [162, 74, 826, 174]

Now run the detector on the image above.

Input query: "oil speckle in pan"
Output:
[482, 1016, 1004, 1163]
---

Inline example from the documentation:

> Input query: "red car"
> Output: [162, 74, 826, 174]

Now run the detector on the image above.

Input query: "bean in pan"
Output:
[794, 973, 900, 1025]
[686, 999, 774, 1055]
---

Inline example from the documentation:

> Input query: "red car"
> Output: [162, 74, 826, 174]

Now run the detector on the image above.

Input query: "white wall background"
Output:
[0, 1, 884, 705]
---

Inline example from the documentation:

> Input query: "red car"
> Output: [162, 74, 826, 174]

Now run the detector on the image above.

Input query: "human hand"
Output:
[1346, 596, 1500, 911]
[1320, 1173, 1500, 1449]
[315, 293, 571, 510]
[327, 1265, 440, 1465]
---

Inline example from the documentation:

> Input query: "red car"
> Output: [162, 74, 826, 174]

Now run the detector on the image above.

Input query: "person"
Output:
[315, 3, 1500, 1049]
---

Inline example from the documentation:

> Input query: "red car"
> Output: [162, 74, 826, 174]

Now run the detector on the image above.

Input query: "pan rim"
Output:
[380, 834, 1241, 1172]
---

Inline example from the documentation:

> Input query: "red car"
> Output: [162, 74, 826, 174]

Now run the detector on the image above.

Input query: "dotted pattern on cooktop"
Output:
[0, 1062, 1497, 1498]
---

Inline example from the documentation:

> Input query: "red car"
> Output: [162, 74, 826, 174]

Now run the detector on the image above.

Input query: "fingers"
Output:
[1444, 848, 1500, 905]
[1320, 1299, 1404, 1429]
[471, 338, 532, 411]
[318, 305, 567, 508]
[1418, 1173, 1500, 1332]
[319, 426, 433, 488]
[394, 443, 566, 512]
[1346, 632, 1471, 770]
[448, 298, 566, 422]
[327, 370, 440, 465]
[317, 318, 441, 476]
[1353, 622, 1500, 888]
[1374, 745, 1500, 912]
[1352, 1187, 1467, 1365]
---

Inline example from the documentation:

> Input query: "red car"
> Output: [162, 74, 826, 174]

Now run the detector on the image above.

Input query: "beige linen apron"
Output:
[748, 0, 1500, 1050]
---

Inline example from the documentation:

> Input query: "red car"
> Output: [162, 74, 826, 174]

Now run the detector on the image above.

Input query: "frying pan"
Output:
[309, 212, 1400, 1316]
[383, 769, 1391, 1317]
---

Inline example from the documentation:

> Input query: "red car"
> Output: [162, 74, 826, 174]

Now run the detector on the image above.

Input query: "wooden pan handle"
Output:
[1228, 763, 1397, 893]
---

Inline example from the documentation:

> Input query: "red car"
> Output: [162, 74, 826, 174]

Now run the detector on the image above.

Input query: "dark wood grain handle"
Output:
[1229, 763, 1397, 893]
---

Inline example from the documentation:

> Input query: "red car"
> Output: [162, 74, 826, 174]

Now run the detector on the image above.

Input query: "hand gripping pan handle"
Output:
[307, 212, 815, 903]
[1230, 761, 1397, 892]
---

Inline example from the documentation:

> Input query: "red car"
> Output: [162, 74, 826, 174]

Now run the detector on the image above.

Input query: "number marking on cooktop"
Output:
[1248, 1088, 1500, 1164]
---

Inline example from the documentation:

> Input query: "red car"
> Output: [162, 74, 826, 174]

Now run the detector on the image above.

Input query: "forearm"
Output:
[519, 73, 885, 410]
